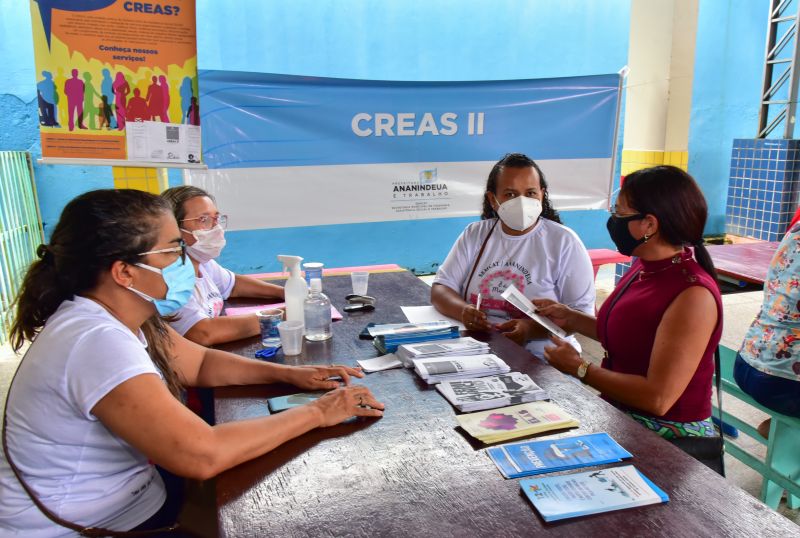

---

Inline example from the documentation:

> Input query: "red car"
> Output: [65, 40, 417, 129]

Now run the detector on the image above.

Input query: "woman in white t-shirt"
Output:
[431, 153, 595, 358]
[161, 185, 285, 346]
[0, 189, 383, 536]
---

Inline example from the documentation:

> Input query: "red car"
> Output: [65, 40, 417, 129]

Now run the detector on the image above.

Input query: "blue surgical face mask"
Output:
[128, 257, 196, 316]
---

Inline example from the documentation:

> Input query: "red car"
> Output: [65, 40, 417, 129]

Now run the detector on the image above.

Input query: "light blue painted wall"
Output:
[2, 0, 629, 273]
[688, 0, 770, 235]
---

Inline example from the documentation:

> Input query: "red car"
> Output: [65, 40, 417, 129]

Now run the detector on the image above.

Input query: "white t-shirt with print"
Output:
[0, 296, 166, 536]
[169, 259, 236, 336]
[434, 218, 596, 358]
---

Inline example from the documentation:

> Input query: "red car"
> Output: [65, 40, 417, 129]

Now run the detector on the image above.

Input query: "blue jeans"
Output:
[734, 353, 800, 418]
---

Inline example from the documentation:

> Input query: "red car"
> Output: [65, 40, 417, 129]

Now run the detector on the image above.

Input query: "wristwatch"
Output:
[576, 360, 592, 382]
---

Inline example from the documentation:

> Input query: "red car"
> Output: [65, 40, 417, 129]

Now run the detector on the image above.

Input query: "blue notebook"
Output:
[267, 392, 325, 413]
[520, 465, 669, 522]
[487, 432, 632, 479]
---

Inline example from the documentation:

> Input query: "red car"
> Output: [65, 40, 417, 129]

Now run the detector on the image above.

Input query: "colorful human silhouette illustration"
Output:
[126, 88, 150, 122]
[186, 96, 200, 126]
[97, 96, 112, 129]
[81, 72, 101, 130]
[146, 75, 166, 122]
[64, 68, 86, 131]
[158, 75, 171, 122]
[36, 71, 59, 127]
[101, 68, 116, 129]
[54, 67, 68, 128]
[112, 71, 130, 130]
[179, 76, 193, 122]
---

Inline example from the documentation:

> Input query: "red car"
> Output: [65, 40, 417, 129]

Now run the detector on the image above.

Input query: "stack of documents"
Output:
[520, 465, 668, 521]
[413, 354, 510, 385]
[456, 401, 579, 444]
[487, 432, 633, 478]
[370, 321, 461, 354]
[436, 372, 548, 412]
[396, 337, 490, 367]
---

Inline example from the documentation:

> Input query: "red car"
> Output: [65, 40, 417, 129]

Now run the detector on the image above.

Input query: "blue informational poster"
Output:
[187, 71, 621, 231]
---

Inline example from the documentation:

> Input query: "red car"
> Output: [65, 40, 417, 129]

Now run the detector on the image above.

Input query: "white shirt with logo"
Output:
[434, 218, 596, 358]
[169, 259, 236, 335]
[0, 296, 166, 535]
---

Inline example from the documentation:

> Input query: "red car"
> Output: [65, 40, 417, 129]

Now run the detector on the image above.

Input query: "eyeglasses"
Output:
[610, 211, 645, 220]
[610, 205, 645, 220]
[180, 214, 228, 230]
[138, 240, 187, 264]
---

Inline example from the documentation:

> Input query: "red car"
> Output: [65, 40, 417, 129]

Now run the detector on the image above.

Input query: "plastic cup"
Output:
[303, 262, 324, 285]
[351, 271, 369, 295]
[256, 308, 283, 347]
[278, 320, 305, 356]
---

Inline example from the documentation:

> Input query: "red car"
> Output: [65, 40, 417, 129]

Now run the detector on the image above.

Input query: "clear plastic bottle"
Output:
[303, 278, 332, 341]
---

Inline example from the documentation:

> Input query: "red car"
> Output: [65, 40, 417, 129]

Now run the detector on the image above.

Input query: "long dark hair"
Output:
[161, 185, 214, 223]
[621, 165, 718, 281]
[10, 189, 183, 397]
[481, 153, 561, 224]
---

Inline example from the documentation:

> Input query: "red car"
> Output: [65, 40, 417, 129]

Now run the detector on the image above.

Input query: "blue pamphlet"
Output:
[267, 392, 325, 413]
[520, 465, 669, 522]
[373, 327, 460, 354]
[487, 432, 632, 479]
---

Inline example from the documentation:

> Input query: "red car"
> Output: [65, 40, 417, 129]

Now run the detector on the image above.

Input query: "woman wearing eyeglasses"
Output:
[160, 186, 284, 346]
[537, 166, 723, 442]
[0, 189, 383, 535]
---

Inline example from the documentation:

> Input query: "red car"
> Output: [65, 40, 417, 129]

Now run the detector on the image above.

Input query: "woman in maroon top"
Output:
[537, 166, 723, 438]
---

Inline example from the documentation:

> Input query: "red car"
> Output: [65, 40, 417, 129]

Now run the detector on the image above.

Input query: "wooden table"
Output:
[707, 241, 780, 286]
[214, 271, 797, 537]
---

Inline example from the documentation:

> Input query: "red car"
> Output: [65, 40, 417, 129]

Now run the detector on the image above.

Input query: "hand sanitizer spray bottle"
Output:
[277, 254, 307, 324]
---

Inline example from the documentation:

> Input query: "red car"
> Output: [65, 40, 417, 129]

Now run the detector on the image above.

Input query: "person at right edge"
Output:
[537, 166, 723, 441]
[735, 220, 800, 438]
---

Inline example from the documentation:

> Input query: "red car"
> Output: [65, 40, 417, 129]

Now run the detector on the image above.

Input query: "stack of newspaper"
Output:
[413, 354, 510, 385]
[435, 372, 548, 412]
[396, 337, 490, 367]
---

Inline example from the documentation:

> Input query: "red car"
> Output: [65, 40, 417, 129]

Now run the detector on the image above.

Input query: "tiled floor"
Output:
[0, 266, 797, 530]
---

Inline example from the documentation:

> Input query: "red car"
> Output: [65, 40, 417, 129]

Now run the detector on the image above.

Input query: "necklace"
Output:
[638, 251, 685, 281]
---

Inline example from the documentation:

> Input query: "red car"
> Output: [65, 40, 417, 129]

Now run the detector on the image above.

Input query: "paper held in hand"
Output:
[500, 285, 567, 339]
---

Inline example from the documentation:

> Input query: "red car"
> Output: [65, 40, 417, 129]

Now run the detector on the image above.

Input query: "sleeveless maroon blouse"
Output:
[596, 248, 723, 422]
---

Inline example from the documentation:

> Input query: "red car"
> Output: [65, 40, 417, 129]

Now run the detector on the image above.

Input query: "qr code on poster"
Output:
[166, 126, 180, 143]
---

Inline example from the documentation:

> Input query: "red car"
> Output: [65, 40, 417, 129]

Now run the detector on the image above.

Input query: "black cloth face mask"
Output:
[607, 213, 647, 255]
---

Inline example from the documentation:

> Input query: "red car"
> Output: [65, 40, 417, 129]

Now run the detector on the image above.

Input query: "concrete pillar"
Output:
[621, 0, 699, 176]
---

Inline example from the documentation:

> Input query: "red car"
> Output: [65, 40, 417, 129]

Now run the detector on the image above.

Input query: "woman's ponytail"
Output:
[9, 245, 71, 352]
[692, 240, 719, 284]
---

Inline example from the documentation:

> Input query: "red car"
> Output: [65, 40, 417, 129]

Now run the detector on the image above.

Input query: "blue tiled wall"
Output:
[727, 138, 800, 241]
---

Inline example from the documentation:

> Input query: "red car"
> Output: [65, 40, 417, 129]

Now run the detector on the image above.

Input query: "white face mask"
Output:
[495, 196, 542, 231]
[182, 224, 226, 264]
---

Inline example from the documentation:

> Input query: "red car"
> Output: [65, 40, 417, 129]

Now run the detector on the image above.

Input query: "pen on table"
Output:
[476, 293, 482, 311]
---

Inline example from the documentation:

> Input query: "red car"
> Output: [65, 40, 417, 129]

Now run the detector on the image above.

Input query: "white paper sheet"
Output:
[500, 285, 568, 339]
[126, 121, 201, 163]
[357, 353, 403, 373]
[400, 305, 466, 331]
